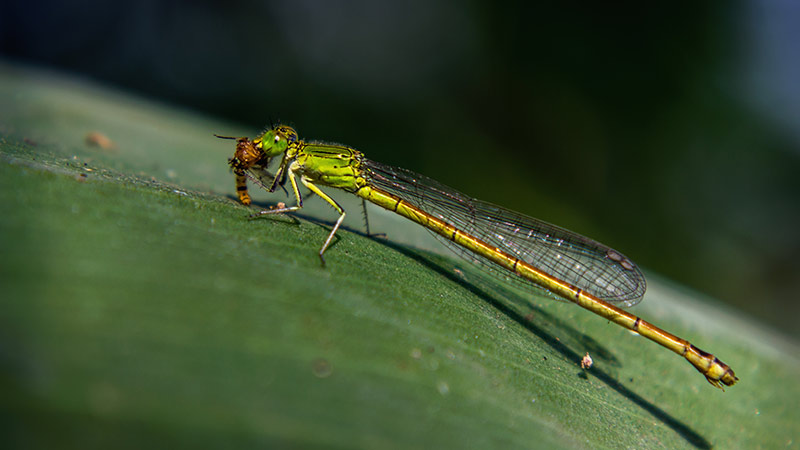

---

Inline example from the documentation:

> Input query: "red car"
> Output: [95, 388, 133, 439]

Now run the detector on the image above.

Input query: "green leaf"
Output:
[2, 62, 798, 449]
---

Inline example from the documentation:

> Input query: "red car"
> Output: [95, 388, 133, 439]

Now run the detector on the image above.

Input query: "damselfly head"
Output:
[256, 125, 298, 157]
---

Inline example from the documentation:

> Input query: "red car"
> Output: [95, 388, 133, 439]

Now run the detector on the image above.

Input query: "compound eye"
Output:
[274, 135, 280, 143]
[279, 126, 298, 143]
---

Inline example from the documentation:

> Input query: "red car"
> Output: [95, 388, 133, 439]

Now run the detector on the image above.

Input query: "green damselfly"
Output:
[218, 125, 738, 389]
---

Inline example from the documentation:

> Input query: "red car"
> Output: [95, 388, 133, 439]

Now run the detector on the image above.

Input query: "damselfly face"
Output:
[255, 125, 298, 158]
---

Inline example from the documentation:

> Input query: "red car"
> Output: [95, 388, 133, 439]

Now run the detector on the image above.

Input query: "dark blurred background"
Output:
[2, 0, 798, 338]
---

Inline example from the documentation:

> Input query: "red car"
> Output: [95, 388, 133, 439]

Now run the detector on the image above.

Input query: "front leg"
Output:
[267, 153, 290, 194]
[253, 162, 304, 217]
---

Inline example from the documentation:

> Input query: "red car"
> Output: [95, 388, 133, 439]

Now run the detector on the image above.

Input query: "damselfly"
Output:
[218, 125, 738, 389]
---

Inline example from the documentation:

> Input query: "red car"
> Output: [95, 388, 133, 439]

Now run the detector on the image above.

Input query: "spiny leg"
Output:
[361, 199, 371, 235]
[361, 199, 386, 239]
[300, 178, 346, 265]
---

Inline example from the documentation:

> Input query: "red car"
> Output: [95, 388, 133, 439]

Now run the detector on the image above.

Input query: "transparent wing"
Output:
[245, 165, 275, 191]
[362, 159, 646, 307]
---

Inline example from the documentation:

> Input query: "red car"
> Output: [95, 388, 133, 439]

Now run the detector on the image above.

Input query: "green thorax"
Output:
[293, 141, 366, 193]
